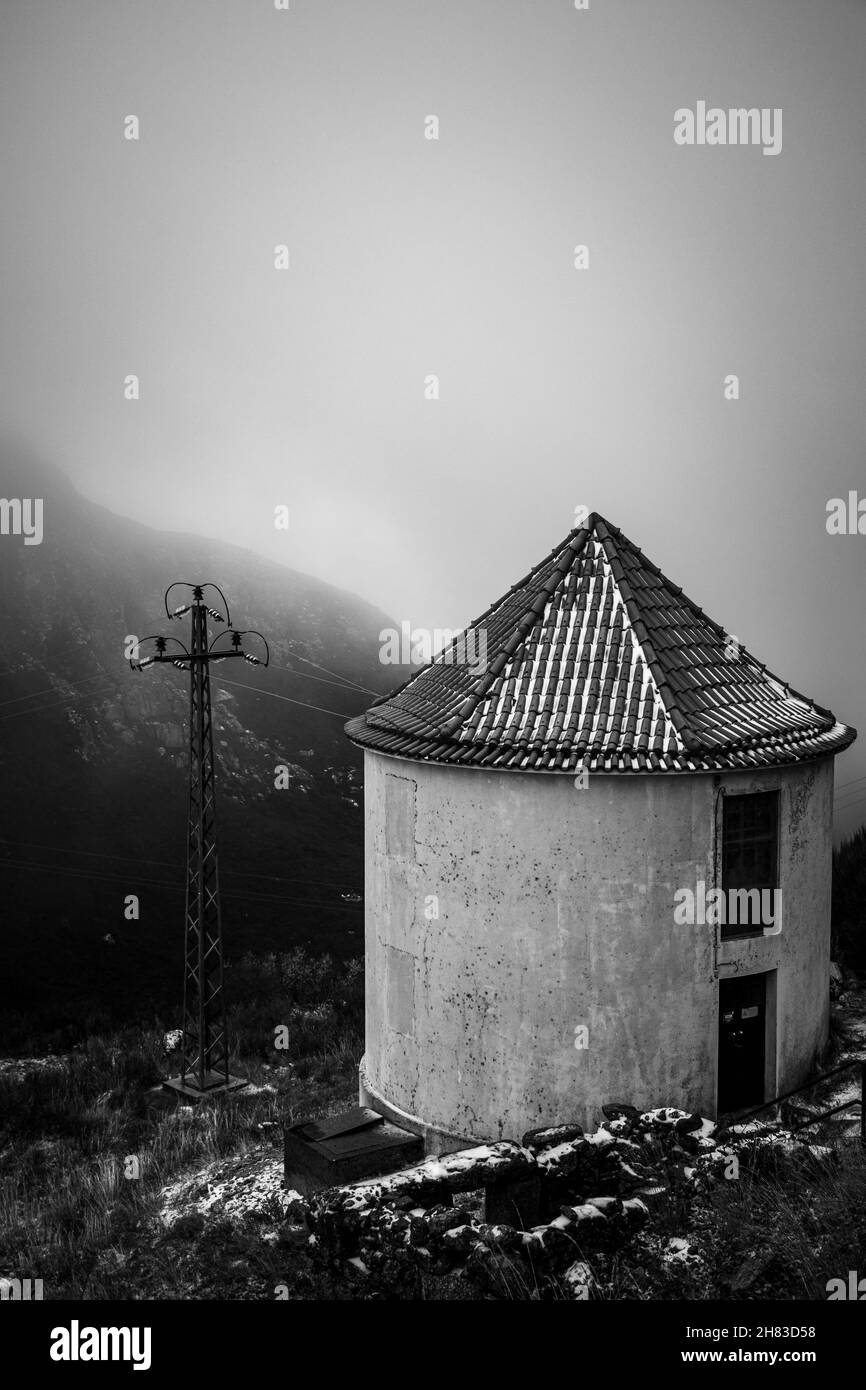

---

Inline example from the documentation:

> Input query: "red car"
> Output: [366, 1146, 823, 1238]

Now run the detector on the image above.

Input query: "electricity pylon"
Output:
[131, 582, 269, 1098]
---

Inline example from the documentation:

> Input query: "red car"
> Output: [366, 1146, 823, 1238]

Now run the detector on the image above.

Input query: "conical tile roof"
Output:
[345, 514, 856, 773]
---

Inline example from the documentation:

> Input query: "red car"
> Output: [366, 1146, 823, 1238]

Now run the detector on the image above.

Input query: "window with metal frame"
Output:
[721, 791, 780, 938]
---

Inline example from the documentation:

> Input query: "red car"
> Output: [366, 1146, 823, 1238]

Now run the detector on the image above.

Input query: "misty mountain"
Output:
[0, 446, 403, 1039]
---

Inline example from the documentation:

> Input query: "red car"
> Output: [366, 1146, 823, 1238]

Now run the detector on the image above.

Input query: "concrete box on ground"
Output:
[284, 1106, 423, 1196]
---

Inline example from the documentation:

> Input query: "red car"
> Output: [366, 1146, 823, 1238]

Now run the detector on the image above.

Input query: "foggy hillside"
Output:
[0, 445, 403, 1040]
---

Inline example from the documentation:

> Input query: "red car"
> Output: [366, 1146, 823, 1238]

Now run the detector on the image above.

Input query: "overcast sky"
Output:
[2, 0, 865, 830]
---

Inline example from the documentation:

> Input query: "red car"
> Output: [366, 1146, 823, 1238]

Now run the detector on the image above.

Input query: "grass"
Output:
[560, 1138, 866, 1303]
[697, 1140, 866, 1298]
[0, 948, 363, 1299]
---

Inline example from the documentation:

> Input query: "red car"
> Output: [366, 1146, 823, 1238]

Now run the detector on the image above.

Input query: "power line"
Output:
[835, 772, 866, 792]
[0, 673, 106, 710]
[0, 672, 365, 725]
[834, 789, 866, 811]
[0, 684, 117, 721]
[0, 838, 361, 889]
[0, 664, 369, 709]
[285, 652, 378, 696]
[278, 663, 375, 694]
[213, 675, 357, 719]
[0, 858, 362, 910]
[0, 859, 179, 890]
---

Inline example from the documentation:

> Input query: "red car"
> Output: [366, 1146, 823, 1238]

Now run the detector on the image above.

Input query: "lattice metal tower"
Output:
[131, 582, 269, 1097]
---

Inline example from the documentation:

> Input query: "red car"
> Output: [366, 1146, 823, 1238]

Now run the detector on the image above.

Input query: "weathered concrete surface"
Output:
[361, 751, 835, 1145]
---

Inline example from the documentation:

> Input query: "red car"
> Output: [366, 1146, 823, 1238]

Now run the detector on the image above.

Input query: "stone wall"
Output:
[279, 1104, 834, 1298]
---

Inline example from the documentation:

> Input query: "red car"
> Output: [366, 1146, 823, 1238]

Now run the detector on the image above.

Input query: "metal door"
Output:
[718, 973, 766, 1113]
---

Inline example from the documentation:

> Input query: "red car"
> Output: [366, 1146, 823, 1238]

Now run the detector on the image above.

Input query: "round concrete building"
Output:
[346, 514, 856, 1151]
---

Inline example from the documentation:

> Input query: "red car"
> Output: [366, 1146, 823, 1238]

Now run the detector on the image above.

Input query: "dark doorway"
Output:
[718, 973, 767, 1113]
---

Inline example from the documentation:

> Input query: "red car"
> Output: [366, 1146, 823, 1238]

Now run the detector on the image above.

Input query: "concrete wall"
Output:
[359, 750, 835, 1148]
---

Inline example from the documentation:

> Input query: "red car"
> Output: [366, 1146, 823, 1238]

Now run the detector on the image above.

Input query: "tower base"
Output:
[163, 1072, 248, 1100]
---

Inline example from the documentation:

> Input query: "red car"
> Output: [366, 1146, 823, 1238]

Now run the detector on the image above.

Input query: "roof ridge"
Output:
[435, 522, 594, 736]
[599, 517, 834, 731]
[364, 522, 595, 715]
[594, 520, 700, 750]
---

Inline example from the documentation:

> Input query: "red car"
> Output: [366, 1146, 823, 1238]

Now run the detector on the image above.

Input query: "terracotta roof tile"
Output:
[346, 514, 856, 773]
